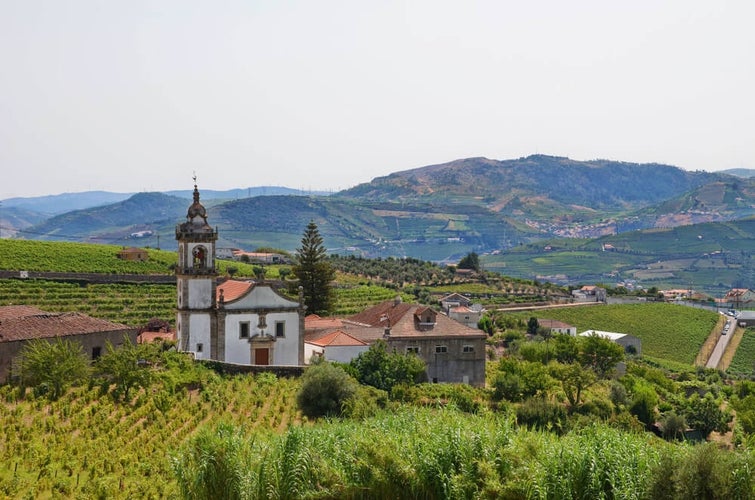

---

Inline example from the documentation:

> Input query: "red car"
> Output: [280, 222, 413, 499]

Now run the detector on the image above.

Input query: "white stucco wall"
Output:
[188, 313, 212, 360]
[188, 280, 213, 309]
[322, 345, 369, 364]
[223, 311, 301, 365]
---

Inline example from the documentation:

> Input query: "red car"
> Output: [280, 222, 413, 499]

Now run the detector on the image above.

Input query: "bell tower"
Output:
[175, 176, 218, 356]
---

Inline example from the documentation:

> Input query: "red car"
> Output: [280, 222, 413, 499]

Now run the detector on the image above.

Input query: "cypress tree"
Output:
[293, 221, 336, 315]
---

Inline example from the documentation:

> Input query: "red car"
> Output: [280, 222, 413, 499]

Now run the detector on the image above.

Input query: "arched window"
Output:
[192, 246, 207, 268]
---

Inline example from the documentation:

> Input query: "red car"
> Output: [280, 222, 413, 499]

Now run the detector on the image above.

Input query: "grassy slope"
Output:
[510, 303, 718, 364]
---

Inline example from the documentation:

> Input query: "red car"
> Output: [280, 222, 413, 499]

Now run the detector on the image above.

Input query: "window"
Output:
[196, 343, 203, 353]
[462, 345, 474, 353]
[406, 346, 419, 354]
[435, 345, 448, 353]
[240, 322, 250, 339]
[275, 321, 285, 338]
[91, 346, 102, 360]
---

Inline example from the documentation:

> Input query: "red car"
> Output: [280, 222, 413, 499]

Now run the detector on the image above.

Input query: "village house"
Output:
[175, 182, 305, 366]
[572, 285, 607, 303]
[439, 293, 472, 311]
[537, 318, 577, 336]
[305, 298, 487, 386]
[0, 305, 136, 383]
[447, 304, 485, 329]
[117, 247, 149, 261]
[723, 288, 755, 309]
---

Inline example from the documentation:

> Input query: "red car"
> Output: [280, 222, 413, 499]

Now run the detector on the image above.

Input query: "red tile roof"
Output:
[0, 305, 45, 320]
[307, 330, 367, 347]
[0, 306, 131, 343]
[305, 314, 344, 330]
[347, 300, 485, 340]
[537, 319, 574, 330]
[217, 279, 254, 303]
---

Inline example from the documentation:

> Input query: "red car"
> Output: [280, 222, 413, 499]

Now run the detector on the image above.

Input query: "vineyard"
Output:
[0, 279, 408, 327]
[0, 239, 260, 277]
[729, 329, 755, 377]
[0, 367, 301, 499]
[501, 303, 719, 365]
[0, 279, 176, 327]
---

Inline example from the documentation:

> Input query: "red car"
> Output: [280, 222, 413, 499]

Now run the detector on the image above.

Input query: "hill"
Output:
[483, 217, 755, 295]
[9, 155, 755, 294]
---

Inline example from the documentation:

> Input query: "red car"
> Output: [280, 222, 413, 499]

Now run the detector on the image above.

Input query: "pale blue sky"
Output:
[1, 1, 753, 199]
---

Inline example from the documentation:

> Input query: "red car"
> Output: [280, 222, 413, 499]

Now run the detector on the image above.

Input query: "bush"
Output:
[296, 362, 358, 418]
[516, 397, 567, 433]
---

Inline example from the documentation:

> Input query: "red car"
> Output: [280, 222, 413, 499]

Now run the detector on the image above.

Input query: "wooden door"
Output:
[255, 348, 270, 365]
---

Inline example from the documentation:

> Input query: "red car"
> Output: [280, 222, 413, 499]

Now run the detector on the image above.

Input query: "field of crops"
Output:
[0, 279, 176, 327]
[0, 278, 404, 327]
[0, 239, 260, 277]
[728, 329, 755, 377]
[505, 303, 718, 365]
[0, 371, 301, 499]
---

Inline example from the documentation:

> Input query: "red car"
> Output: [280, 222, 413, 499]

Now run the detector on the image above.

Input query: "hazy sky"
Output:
[1, 1, 753, 199]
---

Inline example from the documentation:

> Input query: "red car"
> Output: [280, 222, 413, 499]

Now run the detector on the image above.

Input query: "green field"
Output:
[728, 329, 755, 377]
[504, 303, 718, 365]
[0, 239, 260, 277]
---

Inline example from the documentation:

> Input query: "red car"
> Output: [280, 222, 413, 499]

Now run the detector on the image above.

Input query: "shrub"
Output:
[516, 397, 567, 433]
[296, 362, 358, 418]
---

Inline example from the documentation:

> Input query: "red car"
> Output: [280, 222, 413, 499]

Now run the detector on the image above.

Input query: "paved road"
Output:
[706, 314, 736, 369]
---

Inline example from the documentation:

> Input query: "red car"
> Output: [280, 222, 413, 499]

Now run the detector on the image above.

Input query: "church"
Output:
[175, 181, 305, 366]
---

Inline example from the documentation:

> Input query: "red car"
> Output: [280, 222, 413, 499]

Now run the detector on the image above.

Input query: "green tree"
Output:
[95, 335, 155, 402]
[478, 314, 494, 335]
[578, 334, 625, 378]
[457, 252, 480, 272]
[296, 360, 358, 418]
[554, 363, 596, 408]
[347, 339, 426, 392]
[19, 338, 90, 400]
[527, 317, 539, 335]
[683, 393, 732, 438]
[293, 221, 336, 315]
[629, 384, 658, 427]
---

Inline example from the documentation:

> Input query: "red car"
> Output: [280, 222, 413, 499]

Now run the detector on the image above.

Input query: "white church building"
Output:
[175, 182, 305, 365]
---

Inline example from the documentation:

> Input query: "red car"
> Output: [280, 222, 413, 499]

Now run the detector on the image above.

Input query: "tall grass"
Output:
[173, 407, 755, 499]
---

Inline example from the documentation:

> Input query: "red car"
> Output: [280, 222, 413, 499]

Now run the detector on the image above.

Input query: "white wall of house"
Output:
[187, 280, 213, 309]
[304, 343, 325, 364]
[322, 345, 369, 364]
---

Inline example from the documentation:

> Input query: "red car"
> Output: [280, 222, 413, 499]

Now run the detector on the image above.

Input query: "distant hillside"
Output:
[337, 155, 727, 215]
[10, 155, 755, 269]
[24, 192, 188, 243]
[719, 168, 755, 178]
[1, 186, 327, 216]
[1, 191, 132, 216]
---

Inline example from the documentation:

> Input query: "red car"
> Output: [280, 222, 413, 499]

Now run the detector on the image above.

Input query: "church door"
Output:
[255, 348, 270, 365]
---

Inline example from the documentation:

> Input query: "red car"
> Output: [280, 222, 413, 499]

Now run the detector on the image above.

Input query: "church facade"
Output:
[175, 182, 305, 365]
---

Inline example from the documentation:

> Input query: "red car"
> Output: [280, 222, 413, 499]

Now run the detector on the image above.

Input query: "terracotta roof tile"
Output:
[0, 306, 132, 343]
[307, 330, 367, 347]
[305, 314, 344, 330]
[217, 279, 254, 303]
